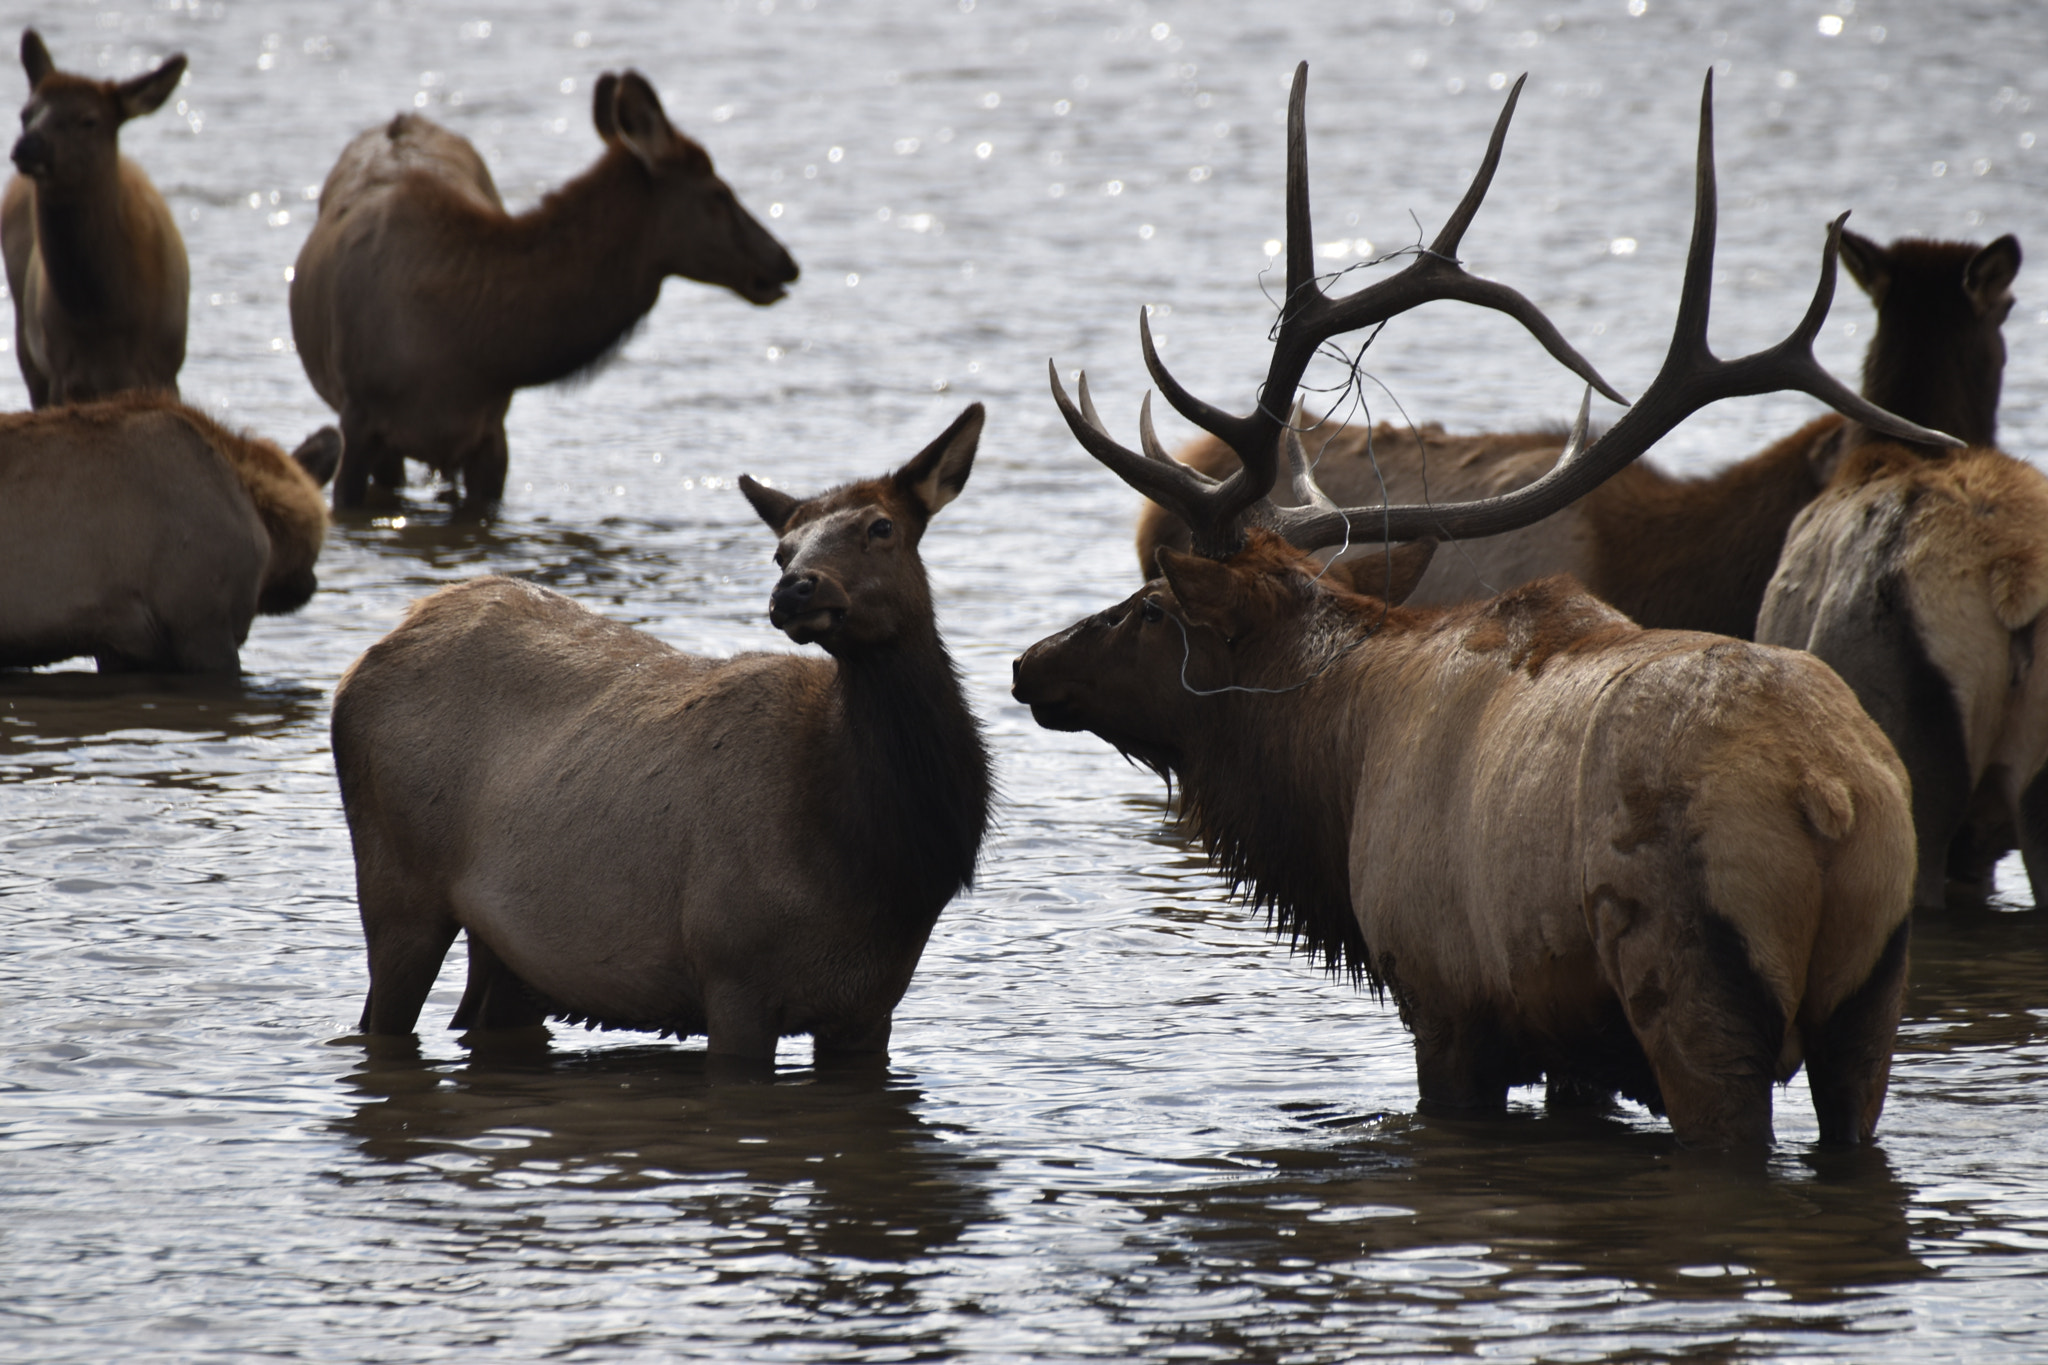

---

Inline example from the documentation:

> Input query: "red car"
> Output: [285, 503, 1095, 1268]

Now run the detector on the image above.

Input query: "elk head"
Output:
[592, 69, 798, 306]
[11, 29, 185, 188]
[1838, 229, 2021, 452]
[741, 403, 981, 654]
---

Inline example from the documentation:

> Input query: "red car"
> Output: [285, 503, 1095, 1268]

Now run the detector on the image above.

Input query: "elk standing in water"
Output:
[333, 406, 991, 1065]
[2, 29, 188, 407]
[0, 396, 337, 672]
[1017, 69, 1931, 1146]
[291, 69, 798, 514]
[1135, 229, 2016, 641]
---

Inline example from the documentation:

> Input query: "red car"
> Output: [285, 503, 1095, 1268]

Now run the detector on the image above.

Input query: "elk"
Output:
[0, 395, 338, 672]
[1015, 68, 1936, 1147]
[291, 68, 799, 514]
[1, 29, 189, 407]
[331, 405, 991, 1065]
[1134, 229, 2018, 641]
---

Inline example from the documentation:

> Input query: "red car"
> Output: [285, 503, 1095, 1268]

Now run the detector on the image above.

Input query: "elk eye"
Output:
[869, 518, 894, 540]
[1140, 598, 1164, 624]
[773, 546, 790, 568]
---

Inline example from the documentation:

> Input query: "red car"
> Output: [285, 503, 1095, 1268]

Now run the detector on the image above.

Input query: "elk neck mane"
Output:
[1169, 560, 1395, 986]
[830, 627, 993, 933]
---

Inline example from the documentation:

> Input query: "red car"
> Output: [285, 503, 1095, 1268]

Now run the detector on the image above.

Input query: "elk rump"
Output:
[332, 406, 991, 1064]
[0, 396, 335, 673]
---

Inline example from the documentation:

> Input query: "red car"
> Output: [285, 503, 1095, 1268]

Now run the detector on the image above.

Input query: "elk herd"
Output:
[4, 24, 2043, 1151]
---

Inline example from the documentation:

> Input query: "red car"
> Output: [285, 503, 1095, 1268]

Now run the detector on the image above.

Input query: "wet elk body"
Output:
[1, 30, 189, 407]
[290, 70, 798, 513]
[0, 395, 337, 672]
[332, 407, 990, 1062]
[1015, 536, 1914, 1145]
[1135, 232, 2020, 642]
[1026, 68, 1941, 1145]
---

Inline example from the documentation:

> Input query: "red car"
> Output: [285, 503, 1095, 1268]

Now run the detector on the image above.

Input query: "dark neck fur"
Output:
[1171, 617, 1375, 984]
[33, 178, 128, 316]
[831, 631, 992, 935]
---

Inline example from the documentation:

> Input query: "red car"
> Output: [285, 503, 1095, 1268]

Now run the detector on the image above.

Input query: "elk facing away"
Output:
[1134, 229, 2017, 642]
[2, 29, 189, 407]
[332, 406, 990, 1064]
[291, 69, 798, 514]
[0, 396, 337, 673]
[1016, 69, 1936, 1146]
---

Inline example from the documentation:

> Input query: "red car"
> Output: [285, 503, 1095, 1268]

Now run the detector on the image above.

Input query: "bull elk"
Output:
[331, 405, 991, 1065]
[1135, 228, 2017, 643]
[291, 68, 799, 514]
[0, 395, 338, 672]
[1015, 68, 1936, 1146]
[1, 29, 189, 407]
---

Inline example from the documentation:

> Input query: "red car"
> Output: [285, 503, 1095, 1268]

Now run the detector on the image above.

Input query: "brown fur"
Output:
[1, 31, 188, 407]
[332, 407, 991, 1065]
[1762, 442, 2048, 908]
[1136, 233, 2019, 642]
[0, 395, 330, 671]
[1017, 531, 1914, 1147]
[291, 70, 798, 513]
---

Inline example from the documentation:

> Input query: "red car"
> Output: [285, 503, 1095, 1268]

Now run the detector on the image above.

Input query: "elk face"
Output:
[597, 69, 798, 306]
[11, 32, 184, 187]
[740, 405, 980, 655]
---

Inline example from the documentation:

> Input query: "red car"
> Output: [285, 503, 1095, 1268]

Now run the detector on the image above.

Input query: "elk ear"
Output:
[1837, 230, 1890, 306]
[591, 72, 621, 143]
[738, 474, 800, 532]
[611, 71, 679, 168]
[1966, 234, 2022, 316]
[1156, 548, 1251, 638]
[114, 52, 185, 121]
[20, 29, 51, 89]
[291, 426, 342, 489]
[894, 403, 983, 518]
[1324, 538, 1438, 606]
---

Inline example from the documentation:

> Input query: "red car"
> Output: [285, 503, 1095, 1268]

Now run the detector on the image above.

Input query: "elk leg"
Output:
[1804, 920, 1908, 1146]
[704, 988, 781, 1067]
[814, 1014, 893, 1068]
[451, 932, 548, 1032]
[458, 424, 509, 516]
[2016, 770, 2048, 911]
[1409, 1008, 1510, 1112]
[356, 867, 460, 1035]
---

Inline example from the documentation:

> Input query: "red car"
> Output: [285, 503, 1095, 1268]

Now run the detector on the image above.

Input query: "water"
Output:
[5, 1, 2048, 1359]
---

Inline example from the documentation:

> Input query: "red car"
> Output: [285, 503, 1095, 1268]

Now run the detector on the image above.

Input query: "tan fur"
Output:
[1761, 443, 2048, 906]
[1017, 533, 1914, 1147]
[0, 395, 328, 672]
[2, 35, 188, 407]
[291, 71, 797, 512]
[332, 409, 991, 1065]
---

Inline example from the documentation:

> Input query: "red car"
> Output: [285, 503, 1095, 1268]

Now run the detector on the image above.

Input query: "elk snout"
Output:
[11, 127, 49, 178]
[768, 570, 849, 643]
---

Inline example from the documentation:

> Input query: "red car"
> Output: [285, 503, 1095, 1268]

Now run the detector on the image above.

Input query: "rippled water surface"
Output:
[6, 2, 2048, 1360]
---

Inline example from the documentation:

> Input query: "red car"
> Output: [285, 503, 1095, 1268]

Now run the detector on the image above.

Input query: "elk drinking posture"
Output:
[333, 406, 991, 1063]
[1016, 69, 1934, 1146]
[2, 29, 188, 407]
[1134, 228, 2016, 640]
[0, 396, 337, 672]
[291, 69, 799, 513]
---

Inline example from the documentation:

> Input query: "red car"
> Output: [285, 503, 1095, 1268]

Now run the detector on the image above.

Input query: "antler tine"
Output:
[1268, 69, 1960, 553]
[1426, 73, 1524, 261]
[1138, 391, 1219, 489]
[1048, 360, 1226, 521]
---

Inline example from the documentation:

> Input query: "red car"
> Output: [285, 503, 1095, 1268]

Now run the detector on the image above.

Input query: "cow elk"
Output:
[291, 68, 799, 514]
[0, 395, 338, 672]
[332, 405, 992, 1066]
[1015, 68, 1933, 1147]
[1135, 229, 2016, 644]
[2, 29, 189, 407]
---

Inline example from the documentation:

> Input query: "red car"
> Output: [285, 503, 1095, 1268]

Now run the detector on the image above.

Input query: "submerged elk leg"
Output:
[354, 862, 461, 1035]
[451, 932, 549, 1032]
[813, 1013, 893, 1069]
[457, 423, 510, 516]
[1408, 1004, 1513, 1113]
[1803, 920, 1909, 1146]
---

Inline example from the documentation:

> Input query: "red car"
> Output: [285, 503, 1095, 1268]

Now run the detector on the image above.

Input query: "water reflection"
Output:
[332, 1041, 998, 1266]
[0, 672, 323, 772]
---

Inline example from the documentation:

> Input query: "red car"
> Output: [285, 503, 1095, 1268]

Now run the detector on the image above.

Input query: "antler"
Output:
[1050, 63, 1626, 558]
[1250, 72, 1964, 552]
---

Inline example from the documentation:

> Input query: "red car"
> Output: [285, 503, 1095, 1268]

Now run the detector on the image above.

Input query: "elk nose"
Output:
[771, 573, 816, 613]
[10, 133, 48, 177]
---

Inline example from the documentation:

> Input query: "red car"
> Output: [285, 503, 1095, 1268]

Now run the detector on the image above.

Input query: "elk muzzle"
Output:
[10, 127, 50, 178]
[769, 570, 849, 644]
